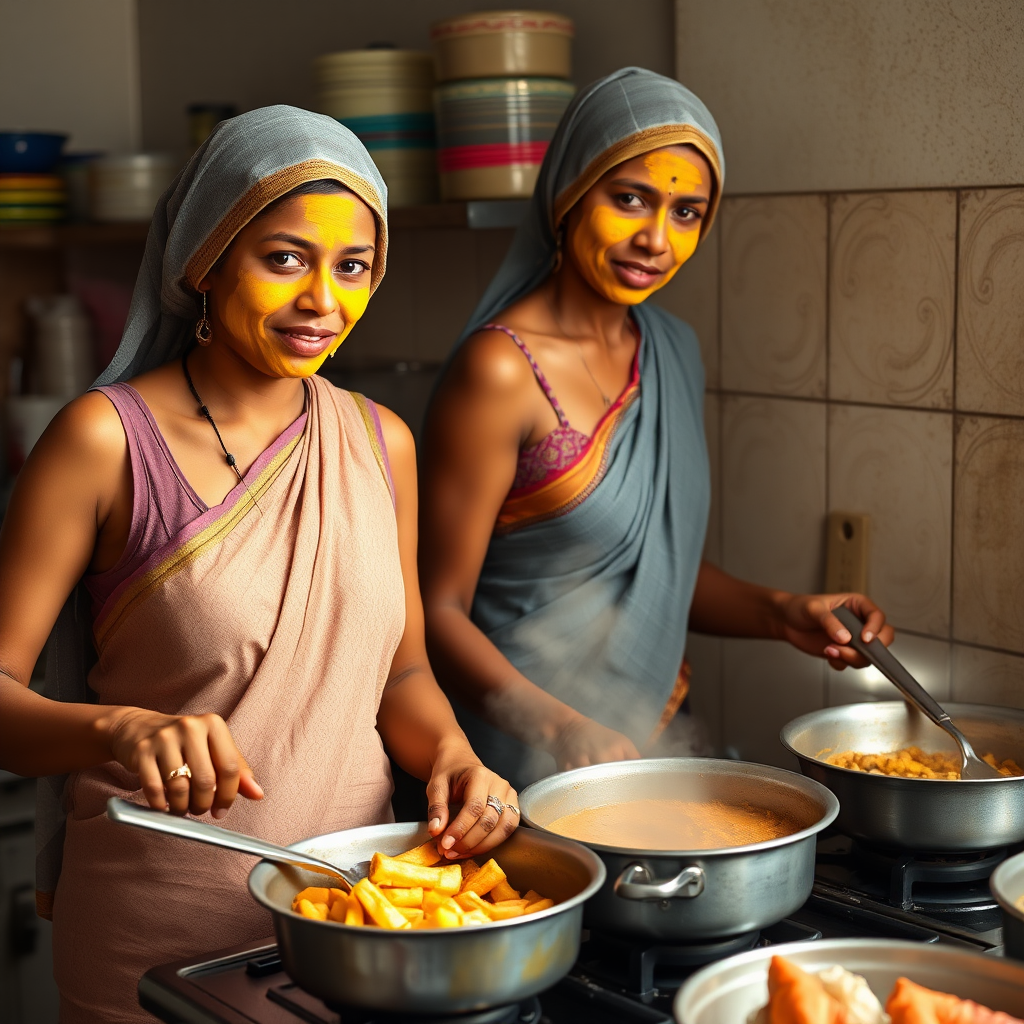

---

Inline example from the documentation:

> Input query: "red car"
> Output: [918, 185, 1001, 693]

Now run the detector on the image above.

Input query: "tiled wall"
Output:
[656, 186, 1024, 769]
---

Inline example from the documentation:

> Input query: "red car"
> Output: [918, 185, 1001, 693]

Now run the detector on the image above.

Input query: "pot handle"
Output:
[613, 862, 705, 901]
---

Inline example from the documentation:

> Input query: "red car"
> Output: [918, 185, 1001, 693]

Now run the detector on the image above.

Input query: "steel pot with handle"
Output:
[248, 820, 604, 1013]
[781, 701, 1024, 851]
[519, 758, 838, 942]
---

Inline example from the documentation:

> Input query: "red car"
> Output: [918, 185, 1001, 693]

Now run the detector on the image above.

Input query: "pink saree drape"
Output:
[52, 377, 405, 1024]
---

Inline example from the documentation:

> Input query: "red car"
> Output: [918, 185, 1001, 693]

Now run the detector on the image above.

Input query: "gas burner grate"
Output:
[265, 984, 541, 1024]
[574, 920, 821, 1005]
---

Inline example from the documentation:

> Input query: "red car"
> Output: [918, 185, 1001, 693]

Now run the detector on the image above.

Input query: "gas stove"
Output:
[140, 833, 1007, 1024]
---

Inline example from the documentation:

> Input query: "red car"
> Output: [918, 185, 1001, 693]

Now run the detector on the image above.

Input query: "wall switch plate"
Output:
[824, 511, 870, 594]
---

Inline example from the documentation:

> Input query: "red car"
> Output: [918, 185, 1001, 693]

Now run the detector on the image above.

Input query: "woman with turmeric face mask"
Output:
[420, 69, 894, 788]
[0, 107, 517, 1023]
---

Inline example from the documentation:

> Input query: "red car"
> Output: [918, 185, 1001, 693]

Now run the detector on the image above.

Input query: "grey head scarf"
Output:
[37, 105, 388, 911]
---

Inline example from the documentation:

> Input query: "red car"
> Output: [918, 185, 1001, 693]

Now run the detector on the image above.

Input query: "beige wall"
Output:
[0, 0, 140, 152]
[137, 0, 674, 151]
[675, 0, 1024, 194]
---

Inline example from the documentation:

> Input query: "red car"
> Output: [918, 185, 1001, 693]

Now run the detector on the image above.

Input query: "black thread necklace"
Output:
[181, 350, 262, 516]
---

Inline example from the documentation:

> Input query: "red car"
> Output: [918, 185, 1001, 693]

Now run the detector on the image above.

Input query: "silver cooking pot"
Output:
[991, 850, 1024, 962]
[782, 701, 1024, 851]
[674, 938, 1024, 1023]
[248, 821, 605, 1013]
[519, 758, 838, 942]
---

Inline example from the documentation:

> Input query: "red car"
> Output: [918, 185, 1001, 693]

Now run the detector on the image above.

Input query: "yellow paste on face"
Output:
[825, 746, 1023, 779]
[546, 797, 800, 851]
[570, 149, 705, 305]
[218, 193, 373, 378]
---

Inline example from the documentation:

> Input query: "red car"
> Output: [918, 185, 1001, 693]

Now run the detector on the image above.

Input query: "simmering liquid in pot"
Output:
[546, 798, 801, 850]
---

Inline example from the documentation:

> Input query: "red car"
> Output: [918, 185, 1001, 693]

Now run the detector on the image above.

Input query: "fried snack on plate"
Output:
[764, 955, 852, 1023]
[886, 977, 1024, 1024]
[370, 852, 461, 894]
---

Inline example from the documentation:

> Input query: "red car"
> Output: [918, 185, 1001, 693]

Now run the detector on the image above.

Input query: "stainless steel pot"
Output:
[248, 821, 605, 1013]
[519, 758, 838, 942]
[781, 701, 1024, 851]
[674, 938, 1024, 1023]
[991, 850, 1024, 962]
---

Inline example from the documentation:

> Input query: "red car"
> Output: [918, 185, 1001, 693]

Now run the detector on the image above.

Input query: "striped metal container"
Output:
[430, 10, 573, 82]
[435, 77, 574, 200]
[313, 50, 438, 207]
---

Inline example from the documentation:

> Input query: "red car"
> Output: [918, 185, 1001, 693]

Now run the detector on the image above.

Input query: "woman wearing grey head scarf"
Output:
[0, 106, 516, 1023]
[420, 69, 893, 790]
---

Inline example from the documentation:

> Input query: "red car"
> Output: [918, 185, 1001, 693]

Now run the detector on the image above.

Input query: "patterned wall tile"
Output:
[722, 638, 826, 770]
[951, 644, 1024, 710]
[703, 391, 721, 564]
[957, 188, 1024, 416]
[655, 222, 720, 389]
[828, 405, 952, 636]
[953, 416, 1024, 653]
[829, 191, 955, 408]
[684, 632, 723, 754]
[721, 195, 827, 397]
[721, 396, 826, 594]
[827, 633, 951, 706]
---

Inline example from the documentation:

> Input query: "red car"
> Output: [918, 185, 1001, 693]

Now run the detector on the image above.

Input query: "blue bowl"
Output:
[0, 132, 68, 174]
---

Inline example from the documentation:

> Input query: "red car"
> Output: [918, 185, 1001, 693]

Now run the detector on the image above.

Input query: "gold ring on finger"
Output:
[485, 794, 504, 816]
[166, 763, 192, 783]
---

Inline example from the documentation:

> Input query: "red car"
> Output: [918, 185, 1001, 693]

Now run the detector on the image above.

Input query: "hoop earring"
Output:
[195, 292, 213, 346]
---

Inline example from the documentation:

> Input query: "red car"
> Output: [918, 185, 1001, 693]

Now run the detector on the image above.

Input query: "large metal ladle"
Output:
[106, 797, 369, 888]
[833, 605, 1003, 780]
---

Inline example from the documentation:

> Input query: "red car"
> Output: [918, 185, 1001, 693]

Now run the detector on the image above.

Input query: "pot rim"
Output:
[519, 757, 839, 858]
[991, 851, 1024, 924]
[247, 819, 606, 935]
[782, 701, 1024, 785]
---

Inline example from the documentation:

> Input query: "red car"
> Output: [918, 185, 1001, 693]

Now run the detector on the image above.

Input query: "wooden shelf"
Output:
[0, 200, 527, 249]
[0, 221, 150, 249]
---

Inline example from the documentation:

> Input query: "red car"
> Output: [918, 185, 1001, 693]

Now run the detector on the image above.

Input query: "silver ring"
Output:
[486, 794, 504, 816]
[166, 763, 192, 783]
[505, 803, 520, 817]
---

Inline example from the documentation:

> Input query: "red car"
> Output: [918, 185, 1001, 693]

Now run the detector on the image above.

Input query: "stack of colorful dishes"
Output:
[313, 49, 438, 208]
[0, 173, 67, 224]
[0, 131, 69, 224]
[430, 10, 575, 201]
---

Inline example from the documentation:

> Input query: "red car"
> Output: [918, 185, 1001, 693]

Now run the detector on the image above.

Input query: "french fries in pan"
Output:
[291, 839, 556, 929]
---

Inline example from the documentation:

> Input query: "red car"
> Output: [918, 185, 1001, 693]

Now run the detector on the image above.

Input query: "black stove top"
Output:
[140, 835, 1006, 1024]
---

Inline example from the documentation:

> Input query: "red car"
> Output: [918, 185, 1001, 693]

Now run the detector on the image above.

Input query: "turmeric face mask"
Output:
[566, 146, 711, 306]
[208, 192, 376, 379]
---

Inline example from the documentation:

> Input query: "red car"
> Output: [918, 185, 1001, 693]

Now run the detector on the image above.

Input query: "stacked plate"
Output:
[0, 174, 67, 224]
[314, 49, 438, 208]
[431, 10, 575, 200]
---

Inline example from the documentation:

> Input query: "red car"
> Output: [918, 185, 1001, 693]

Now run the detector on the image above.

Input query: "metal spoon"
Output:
[833, 605, 1003, 780]
[106, 797, 369, 889]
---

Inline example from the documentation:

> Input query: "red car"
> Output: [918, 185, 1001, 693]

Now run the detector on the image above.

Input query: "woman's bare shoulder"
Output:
[39, 390, 126, 463]
[446, 325, 536, 399]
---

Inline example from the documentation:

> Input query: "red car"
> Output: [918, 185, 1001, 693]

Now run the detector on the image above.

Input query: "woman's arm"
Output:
[0, 394, 261, 816]
[417, 335, 639, 770]
[688, 560, 894, 669]
[374, 405, 519, 858]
